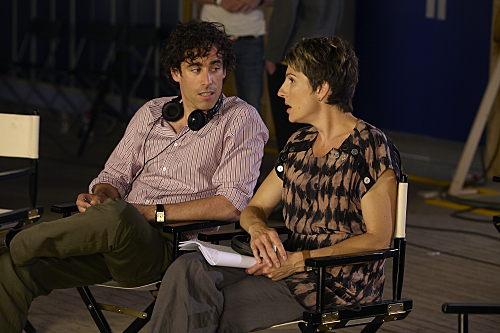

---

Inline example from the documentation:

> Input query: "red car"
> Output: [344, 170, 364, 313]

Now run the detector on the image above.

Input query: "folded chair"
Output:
[199, 174, 412, 332]
[50, 202, 234, 333]
[0, 111, 43, 229]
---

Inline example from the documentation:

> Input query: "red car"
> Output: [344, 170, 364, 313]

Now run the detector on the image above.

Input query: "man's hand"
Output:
[76, 193, 108, 212]
[265, 60, 277, 75]
[237, 0, 261, 13]
[246, 251, 304, 281]
[248, 223, 287, 268]
[220, 0, 245, 12]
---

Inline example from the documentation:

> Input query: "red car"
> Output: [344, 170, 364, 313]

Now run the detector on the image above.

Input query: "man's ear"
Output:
[171, 68, 181, 82]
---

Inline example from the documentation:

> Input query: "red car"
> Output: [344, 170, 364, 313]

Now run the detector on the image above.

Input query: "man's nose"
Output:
[201, 69, 213, 86]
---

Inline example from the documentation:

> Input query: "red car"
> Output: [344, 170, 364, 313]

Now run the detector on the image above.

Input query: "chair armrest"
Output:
[442, 303, 500, 314]
[163, 220, 235, 234]
[197, 225, 290, 242]
[0, 206, 44, 224]
[50, 203, 78, 215]
[0, 167, 34, 180]
[305, 248, 398, 268]
[198, 229, 247, 242]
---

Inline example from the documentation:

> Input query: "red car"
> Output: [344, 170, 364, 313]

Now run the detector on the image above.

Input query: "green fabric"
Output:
[0, 199, 173, 333]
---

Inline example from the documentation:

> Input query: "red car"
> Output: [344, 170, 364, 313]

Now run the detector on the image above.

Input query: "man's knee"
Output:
[87, 198, 145, 232]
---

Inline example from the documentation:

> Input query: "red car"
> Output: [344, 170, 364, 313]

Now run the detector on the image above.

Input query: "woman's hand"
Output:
[246, 251, 304, 281]
[248, 223, 287, 268]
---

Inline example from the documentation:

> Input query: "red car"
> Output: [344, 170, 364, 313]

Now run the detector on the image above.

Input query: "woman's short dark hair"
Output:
[160, 20, 236, 88]
[285, 36, 359, 113]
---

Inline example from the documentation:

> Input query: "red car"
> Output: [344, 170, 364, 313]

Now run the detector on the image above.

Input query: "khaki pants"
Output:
[0, 198, 173, 333]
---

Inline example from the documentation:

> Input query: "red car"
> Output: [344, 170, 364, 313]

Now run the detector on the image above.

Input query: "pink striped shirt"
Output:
[89, 94, 268, 214]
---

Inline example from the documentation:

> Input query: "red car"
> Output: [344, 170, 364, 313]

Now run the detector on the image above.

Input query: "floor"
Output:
[1, 103, 500, 332]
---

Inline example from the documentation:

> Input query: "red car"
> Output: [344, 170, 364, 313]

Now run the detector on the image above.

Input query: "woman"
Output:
[148, 36, 402, 333]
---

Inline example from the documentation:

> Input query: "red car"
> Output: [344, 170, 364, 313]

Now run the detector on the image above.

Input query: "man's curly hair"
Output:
[161, 20, 235, 88]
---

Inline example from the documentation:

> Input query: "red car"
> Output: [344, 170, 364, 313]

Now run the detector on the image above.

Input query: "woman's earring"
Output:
[318, 98, 322, 101]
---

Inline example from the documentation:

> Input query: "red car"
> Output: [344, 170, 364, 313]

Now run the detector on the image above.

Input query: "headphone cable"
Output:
[123, 117, 189, 200]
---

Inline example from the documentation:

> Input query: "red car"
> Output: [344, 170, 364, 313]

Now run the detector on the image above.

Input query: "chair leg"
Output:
[77, 286, 113, 333]
[23, 319, 36, 333]
[459, 313, 468, 333]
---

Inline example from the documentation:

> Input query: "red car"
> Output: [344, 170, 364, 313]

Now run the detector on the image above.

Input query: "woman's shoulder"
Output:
[288, 126, 317, 143]
[353, 119, 394, 149]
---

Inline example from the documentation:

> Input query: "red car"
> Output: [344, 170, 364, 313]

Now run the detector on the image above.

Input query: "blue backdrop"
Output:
[353, 0, 493, 143]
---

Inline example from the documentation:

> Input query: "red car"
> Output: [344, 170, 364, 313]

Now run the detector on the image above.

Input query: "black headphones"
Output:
[161, 93, 223, 131]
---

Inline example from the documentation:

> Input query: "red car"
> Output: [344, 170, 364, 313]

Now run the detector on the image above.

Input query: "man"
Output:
[0, 19, 268, 332]
[193, 0, 273, 111]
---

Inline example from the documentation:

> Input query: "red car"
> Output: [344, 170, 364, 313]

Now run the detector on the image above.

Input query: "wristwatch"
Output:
[155, 204, 165, 223]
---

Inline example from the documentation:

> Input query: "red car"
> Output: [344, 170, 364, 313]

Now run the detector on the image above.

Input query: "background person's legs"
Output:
[233, 36, 265, 111]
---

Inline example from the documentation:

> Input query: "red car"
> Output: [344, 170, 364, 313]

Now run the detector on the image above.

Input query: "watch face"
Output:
[155, 204, 165, 223]
[156, 211, 165, 223]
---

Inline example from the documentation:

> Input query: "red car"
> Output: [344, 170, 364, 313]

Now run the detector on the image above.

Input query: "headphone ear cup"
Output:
[188, 110, 207, 131]
[162, 100, 184, 122]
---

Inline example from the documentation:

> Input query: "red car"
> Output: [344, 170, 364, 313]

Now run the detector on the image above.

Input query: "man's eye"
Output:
[212, 66, 220, 72]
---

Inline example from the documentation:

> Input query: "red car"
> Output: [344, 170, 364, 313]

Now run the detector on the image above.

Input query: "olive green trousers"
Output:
[0, 198, 172, 333]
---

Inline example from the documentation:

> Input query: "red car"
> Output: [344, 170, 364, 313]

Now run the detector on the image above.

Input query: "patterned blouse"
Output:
[276, 120, 402, 309]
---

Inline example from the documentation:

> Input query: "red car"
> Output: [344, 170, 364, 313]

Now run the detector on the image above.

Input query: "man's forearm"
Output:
[93, 183, 120, 199]
[134, 195, 241, 223]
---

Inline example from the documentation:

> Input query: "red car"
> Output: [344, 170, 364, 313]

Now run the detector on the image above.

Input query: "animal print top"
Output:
[276, 120, 402, 309]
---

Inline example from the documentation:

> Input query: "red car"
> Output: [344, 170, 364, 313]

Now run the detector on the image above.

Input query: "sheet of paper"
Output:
[179, 240, 257, 268]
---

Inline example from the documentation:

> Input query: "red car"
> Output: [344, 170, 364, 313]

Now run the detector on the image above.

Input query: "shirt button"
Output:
[276, 165, 284, 172]
[162, 167, 166, 171]
[173, 142, 178, 147]
[145, 200, 150, 204]
[364, 177, 371, 184]
[334, 152, 340, 159]
[314, 183, 319, 190]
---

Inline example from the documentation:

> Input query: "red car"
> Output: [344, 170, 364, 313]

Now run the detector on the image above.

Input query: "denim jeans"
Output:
[233, 35, 265, 111]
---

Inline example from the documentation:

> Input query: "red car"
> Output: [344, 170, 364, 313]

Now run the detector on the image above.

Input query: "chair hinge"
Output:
[27, 209, 40, 220]
[316, 311, 340, 331]
[383, 302, 405, 322]
[388, 302, 405, 315]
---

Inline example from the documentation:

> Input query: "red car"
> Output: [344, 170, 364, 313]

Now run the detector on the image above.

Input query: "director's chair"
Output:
[0, 112, 43, 229]
[199, 174, 412, 332]
[49, 202, 234, 333]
